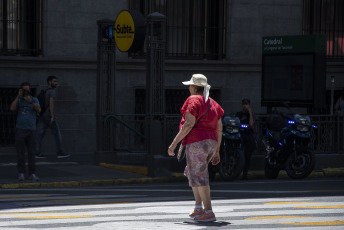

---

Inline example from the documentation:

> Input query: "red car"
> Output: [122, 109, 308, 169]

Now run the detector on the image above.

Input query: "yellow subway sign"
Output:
[114, 10, 145, 52]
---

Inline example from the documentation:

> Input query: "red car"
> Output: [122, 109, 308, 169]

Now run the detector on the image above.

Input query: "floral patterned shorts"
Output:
[184, 139, 218, 187]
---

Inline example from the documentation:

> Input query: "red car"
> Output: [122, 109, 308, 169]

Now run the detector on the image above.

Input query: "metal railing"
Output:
[103, 114, 147, 152]
[103, 113, 344, 155]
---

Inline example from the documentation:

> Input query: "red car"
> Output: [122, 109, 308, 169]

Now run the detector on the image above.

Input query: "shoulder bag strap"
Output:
[185, 98, 212, 139]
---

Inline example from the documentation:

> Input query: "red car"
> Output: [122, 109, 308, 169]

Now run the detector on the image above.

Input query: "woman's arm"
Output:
[49, 97, 55, 123]
[216, 118, 222, 153]
[168, 112, 196, 156]
[211, 118, 222, 165]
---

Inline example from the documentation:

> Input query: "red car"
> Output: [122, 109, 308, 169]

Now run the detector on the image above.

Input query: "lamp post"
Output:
[330, 76, 335, 116]
[146, 12, 166, 177]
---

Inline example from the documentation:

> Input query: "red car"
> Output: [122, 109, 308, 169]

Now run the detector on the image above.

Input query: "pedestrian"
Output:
[10, 82, 41, 181]
[334, 88, 344, 113]
[236, 98, 256, 180]
[36, 76, 70, 159]
[168, 74, 224, 222]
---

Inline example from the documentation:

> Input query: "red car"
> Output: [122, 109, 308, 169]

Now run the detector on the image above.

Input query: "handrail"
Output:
[104, 114, 146, 139]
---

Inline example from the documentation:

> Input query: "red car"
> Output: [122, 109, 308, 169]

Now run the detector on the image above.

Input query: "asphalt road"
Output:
[0, 177, 343, 229]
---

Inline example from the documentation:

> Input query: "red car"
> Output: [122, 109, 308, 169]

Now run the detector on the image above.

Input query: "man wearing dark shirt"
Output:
[36, 76, 70, 159]
[236, 98, 256, 180]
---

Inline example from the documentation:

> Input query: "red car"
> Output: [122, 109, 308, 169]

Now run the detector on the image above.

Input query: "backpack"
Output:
[37, 89, 47, 116]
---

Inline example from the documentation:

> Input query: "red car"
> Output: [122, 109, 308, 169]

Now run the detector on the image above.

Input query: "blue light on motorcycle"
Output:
[279, 142, 283, 146]
[312, 125, 318, 128]
[288, 120, 295, 124]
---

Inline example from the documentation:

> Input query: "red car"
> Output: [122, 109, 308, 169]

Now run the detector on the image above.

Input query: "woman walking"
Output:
[168, 74, 224, 222]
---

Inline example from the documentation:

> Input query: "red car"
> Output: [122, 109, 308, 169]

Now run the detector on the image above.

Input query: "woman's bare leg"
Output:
[198, 185, 212, 210]
[192, 187, 202, 206]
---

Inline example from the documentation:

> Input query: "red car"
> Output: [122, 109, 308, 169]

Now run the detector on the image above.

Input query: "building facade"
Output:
[1, 0, 343, 159]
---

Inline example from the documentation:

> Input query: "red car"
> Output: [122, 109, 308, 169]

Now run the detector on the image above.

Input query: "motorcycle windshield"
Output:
[223, 115, 241, 127]
[294, 114, 311, 126]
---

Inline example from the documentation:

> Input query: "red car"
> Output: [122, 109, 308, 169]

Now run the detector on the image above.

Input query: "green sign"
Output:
[262, 35, 326, 54]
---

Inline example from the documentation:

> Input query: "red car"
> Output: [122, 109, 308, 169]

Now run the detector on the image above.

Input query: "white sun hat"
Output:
[182, 74, 211, 102]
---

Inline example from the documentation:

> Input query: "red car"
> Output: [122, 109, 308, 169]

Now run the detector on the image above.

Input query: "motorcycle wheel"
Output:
[264, 159, 280, 179]
[219, 149, 245, 181]
[285, 151, 315, 179]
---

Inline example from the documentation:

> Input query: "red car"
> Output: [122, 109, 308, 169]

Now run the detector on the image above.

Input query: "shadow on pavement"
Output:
[180, 220, 231, 227]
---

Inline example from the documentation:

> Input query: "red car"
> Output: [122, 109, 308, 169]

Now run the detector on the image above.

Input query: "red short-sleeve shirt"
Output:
[179, 95, 224, 145]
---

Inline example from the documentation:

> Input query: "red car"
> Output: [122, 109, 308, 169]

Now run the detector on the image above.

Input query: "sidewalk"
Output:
[0, 160, 343, 189]
[0, 161, 187, 189]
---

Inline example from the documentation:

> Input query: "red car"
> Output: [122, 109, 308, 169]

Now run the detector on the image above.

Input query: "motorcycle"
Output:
[209, 115, 246, 181]
[262, 106, 317, 179]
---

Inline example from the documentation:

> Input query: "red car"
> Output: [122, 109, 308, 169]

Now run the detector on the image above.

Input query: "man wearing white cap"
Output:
[168, 74, 224, 222]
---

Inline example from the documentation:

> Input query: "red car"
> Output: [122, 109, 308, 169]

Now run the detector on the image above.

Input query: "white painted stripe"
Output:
[0, 213, 343, 227]
[232, 217, 344, 225]
[7, 223, 344, 230]
[0, 205, 342, 219]
[42, 225, 344, 230]
[0, 221, 204, 230]
[2, 198, 343, 213]
[0, 196, 343, 229]
[0, 197, 325, 213]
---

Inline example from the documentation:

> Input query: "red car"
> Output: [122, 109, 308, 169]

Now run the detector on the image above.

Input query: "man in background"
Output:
[10, 82, 41, 181]
[36, 76, 70, 159]
[236, 98, 256, 180]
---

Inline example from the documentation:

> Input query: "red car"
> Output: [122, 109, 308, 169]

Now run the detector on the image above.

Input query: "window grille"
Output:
[0, 0, 42, 56]
[129, 0, 227, 60]
[303, 0, 344, 59]
[135, 88, 221, 114]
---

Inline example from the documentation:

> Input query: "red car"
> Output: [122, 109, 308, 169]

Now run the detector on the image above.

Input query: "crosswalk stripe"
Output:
[14, 215, 95, 219]
[296, 205, 344, 209]
[0, 195, 343, 229]
[265, 201, 322, 205]
[0, 214, 343, 227]
[0, 207, 342, 219]
[280, 221, 344, 226]
[246, 216, 314, 220]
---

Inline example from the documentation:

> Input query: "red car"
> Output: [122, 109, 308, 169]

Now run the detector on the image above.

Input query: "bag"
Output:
[37, 89, 47, 116]
[177, 143, 185, 162]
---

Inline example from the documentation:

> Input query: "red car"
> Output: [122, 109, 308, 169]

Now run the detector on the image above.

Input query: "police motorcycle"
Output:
[209, 115, 247, 181]
[262, 105, 317, 179]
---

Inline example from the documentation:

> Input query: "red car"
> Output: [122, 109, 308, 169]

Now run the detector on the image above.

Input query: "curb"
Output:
[99, 163, 148, 176]
[100, 163, 344, 180]
[1, 166, 343, 189]
[0, 176, 187, 189]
